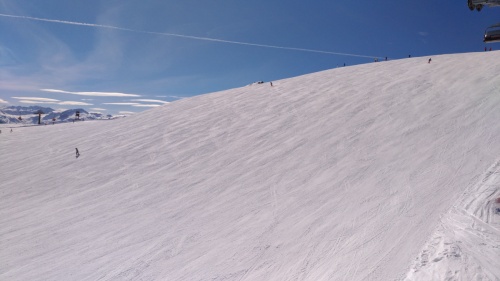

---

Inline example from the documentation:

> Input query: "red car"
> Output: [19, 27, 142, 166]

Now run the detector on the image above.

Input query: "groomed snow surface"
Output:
[1, 52, 500, 281]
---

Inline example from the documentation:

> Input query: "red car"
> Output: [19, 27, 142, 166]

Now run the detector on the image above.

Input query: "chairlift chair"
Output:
[484, 23, 500, 43]
[469, 0, 500, 11]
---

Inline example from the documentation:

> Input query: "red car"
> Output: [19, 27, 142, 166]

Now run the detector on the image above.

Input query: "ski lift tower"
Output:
[34, 110, 44, 125]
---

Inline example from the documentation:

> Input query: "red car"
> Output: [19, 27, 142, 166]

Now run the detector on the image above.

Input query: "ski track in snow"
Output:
[2, 52, 500, 281]
[405, 160, 500, 280]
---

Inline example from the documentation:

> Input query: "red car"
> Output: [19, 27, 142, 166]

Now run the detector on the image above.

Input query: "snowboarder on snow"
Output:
[428, 58, 432, 63]
[75, 148, 80, 158]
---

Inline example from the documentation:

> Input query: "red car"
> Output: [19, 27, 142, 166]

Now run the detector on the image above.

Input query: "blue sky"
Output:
[0, 0, 499, 115]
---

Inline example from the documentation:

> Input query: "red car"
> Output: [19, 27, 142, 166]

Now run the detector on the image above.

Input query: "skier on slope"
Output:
[75, 148, 80, 158]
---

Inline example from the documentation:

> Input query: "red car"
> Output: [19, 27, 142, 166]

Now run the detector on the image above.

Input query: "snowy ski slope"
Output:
[1, 51, 500, 280]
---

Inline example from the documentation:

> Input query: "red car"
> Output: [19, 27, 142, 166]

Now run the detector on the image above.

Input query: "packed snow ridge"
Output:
[1, 52, 500, 281]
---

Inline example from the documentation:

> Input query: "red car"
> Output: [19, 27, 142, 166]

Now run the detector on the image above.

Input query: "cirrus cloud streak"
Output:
[103, 102, 140, 105]
[41, 89, 140, 97]
[131, 99, 169, 104]
[131, 104, 161, 107]
[12, 97, 60, 102]
[12, 96, 92, 106]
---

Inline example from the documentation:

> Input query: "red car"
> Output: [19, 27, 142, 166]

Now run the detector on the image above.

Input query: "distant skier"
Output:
[428, 58, 432, 63]
[75, 148, 80, 158]
[10, 128, 12, 132]
[270, 82, 273, 87]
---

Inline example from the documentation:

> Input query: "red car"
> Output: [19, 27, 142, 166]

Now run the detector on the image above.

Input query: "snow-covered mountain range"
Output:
[0, 106, 114, 124]
[1, 52, 499, 281]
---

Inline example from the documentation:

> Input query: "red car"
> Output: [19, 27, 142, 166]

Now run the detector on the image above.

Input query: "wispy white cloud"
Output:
[103, 102, 162, 107]
[132, 104, 161, 107]
[12, 97, 60, 102]
[166, 95, 185, 99]
[0, 12, 184, 110]
[103, 102, 141, 105]
[154, 95, 185, 99]
[90, 108, 107, 111]
[130, 99, 169, 104]
[41, 89, 140, 97]
[59, 101, 93, 106]
[118, 111, 136, 115]
[0, 98, 9, 104]
[18, 100, 57, 104]
[11, 96, 92, 105]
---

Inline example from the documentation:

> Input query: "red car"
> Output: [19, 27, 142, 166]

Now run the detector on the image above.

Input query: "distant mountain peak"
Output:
[0, 105, 114, 124]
